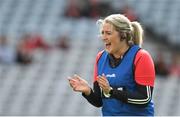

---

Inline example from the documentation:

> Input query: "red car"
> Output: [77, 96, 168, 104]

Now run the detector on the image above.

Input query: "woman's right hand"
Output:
[68, 74, 91, 96]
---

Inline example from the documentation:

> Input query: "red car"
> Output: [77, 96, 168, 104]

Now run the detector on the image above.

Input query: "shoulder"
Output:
[136, 49, 152, 58]
[97, 50, 104, 57]
[134, 49, 155, 86]
[134, 49, 153, 64]
[95, 50, 105, 61]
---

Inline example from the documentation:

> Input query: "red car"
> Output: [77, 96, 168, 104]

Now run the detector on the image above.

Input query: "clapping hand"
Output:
[97, 74, 111, 94]
[68, 74, 91, 95]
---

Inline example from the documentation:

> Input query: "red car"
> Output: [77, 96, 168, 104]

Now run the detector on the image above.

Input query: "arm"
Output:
[82, 81, 102, 107]
[110, 83, 153, 107]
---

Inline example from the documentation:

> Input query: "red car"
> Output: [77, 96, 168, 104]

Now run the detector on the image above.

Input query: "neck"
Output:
[113, 44, 130, 59]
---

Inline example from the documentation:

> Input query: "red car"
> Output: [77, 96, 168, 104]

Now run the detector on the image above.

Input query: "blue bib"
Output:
[97, 45, 154, 116]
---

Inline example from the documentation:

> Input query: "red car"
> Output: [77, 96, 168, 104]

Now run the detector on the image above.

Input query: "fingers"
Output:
[68, 79, 78, 91]
[98, 74, 107, 81]
[97, 74, 110, 89]
[97, 74, 108, 85]
[68, 74, 85, 85]
[68, 76, 77, 88]
[68, 79, 75, 88]
[73, 74, 83, 82]
[68, 74, 87, 92]
[68, 75, 80, 83]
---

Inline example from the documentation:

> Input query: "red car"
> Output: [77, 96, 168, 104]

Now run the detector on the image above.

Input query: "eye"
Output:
[101, 31, 104, 35]
[107, 32, 112, 35]
[101, 31, 112, 36]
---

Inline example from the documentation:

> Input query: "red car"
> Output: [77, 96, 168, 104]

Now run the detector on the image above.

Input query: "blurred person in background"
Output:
[15, 33, 50, 65]
[0, 35, 16, 64]
[16, 37, 33, 65]
[64, 0, 114, 19]
[18, 33, 50, 51]
[154, 52, 169, 77]
[169, 53, 180, 78]
[111, 0, 138, 21]
[55, 35, 70, 51]
[88, 0, 114, 18]
[64, 0, 81, 18]
[121, 4, 138, 21]
[69, 14, 155, 116]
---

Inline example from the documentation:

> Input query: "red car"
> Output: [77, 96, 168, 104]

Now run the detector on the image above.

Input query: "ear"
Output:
[119, 32, 126, 41]
[119, 31, 133, 42]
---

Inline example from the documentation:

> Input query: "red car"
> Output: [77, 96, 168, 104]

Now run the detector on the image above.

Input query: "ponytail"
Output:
[131, 21, 143, 47]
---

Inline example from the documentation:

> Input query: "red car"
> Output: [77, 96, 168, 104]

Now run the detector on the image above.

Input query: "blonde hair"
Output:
[97, 14, 144, 47]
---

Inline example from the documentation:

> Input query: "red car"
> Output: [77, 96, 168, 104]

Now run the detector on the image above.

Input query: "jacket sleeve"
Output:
[109, 49, 155, 107]
[82, 81, 102, 107]
[110, 83, 153, 107]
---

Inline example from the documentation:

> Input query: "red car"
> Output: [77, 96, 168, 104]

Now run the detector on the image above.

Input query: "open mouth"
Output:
[105, 42, 111, 48]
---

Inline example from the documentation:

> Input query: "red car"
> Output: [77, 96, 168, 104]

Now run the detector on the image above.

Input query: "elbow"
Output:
[127, 88, 152, 107]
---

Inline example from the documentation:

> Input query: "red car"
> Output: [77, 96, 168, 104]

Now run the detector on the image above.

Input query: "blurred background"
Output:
[0, 0, 179, 116]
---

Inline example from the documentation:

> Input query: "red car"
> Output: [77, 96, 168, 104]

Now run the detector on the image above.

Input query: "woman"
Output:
[68, 14, 155, 116]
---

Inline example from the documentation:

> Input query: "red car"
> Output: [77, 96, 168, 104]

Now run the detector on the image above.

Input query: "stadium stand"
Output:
[127, 0, 180, 48]
[0, 0, 179, 116]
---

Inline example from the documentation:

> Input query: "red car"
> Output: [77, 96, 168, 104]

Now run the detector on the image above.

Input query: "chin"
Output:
[105, 48, 112, 54]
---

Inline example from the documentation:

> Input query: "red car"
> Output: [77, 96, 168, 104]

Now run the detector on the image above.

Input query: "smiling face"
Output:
[101, 22, 124, 56]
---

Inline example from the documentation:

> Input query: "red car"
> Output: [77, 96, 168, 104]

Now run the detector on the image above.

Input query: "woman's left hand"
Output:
[97, 74, 111, 94]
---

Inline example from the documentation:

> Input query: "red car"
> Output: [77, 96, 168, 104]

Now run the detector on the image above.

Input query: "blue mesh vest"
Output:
[97, 45, 154, 116]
